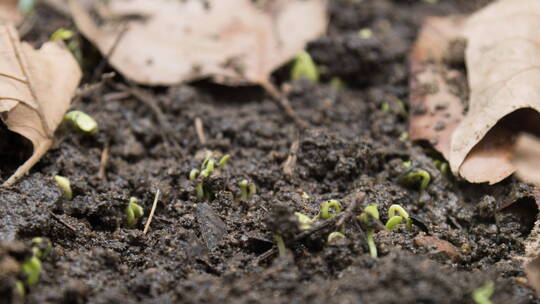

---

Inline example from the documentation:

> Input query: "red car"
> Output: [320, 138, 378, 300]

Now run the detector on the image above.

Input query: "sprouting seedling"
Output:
[358, 204, 379, 258]
[358, 28, 373, 39]
[239, 179, 256, 201]
[385, 204, 412, 230]
[31, 237, 52, 260]
[327, 231, 346, 243]
[319, 200, 342, 220]
[190, 154, 230, 201]
[434, 160, 450, 176]
[273, 233, 286, 258]
[64, 110, 98, 134]
[15, 281, 25, 297]
[125, 197, 144, 228]
[398, 166, 431, 191]
[50, 28, 74, 41]
[21, 256, 41, 286]
[472, 281, 494, 304]
[50, 28, 82, 62]
[294, 212, 314, 230]
[291, 50, 319, 83]
[54, 175, 72, 200]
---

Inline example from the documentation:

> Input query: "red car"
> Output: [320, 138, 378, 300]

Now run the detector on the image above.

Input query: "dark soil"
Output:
[1, 0, 539, 303]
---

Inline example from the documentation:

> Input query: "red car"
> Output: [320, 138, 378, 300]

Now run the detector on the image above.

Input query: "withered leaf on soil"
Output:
[410, 0, 540, 184]
[69, 0, 327, 86]
[0, 24, 82, 186]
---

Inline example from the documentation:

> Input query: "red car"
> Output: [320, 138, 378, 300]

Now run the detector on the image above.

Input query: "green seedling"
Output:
[50, 27, 82, 62]
[399, 168, 431, 191]
[295, 212, 314, 230]
[64, 110, 98, 134]
[329, 77, 345, 90]
[472, 281, 494, 304]
[381, 102, 390, 112]
[291, 51, 319, 83]
[31, 237, 52, 260]
[358, 204, 380, 258]
[125, 197, 144, 228]
[54, 175, 72, 200]
[15, 281, 25, 297]
[358, 28, 373, 39]
[385, 204, 412, 230]
[51, 28, 74, 41]
[21, 256, 41, 286]
[399, 132, 409, 142]
[189, 154, 230, 201]
[402, 160, 412, 168]
[238, 179, 256, 201]
[273, 233, 286, 258]
[327, 231, 346, 242]
[319, 200, 342, 220]
[434, 160, 450, 176]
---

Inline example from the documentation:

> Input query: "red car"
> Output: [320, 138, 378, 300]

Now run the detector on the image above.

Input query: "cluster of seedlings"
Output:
[189, 154, 231, 201]
[16, 237, 52, 297]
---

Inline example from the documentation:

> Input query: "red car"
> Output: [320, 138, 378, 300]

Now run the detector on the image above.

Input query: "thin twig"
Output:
[195, 117, 207, 145]
[92, 25, 128, 82]
[259, 81, 309, 129]
[282, 139, 299, 176]
[143, 189, 160, 235]
[49, 212, 77, 234]
[98, 141, 110, 180]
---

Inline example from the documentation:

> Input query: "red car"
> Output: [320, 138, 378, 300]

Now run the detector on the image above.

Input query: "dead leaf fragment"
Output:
[525, 254, 540, 297]
[0, 0, 23, 25]
[448, 0, 540, 183]
[514, 134, 540, 186]
[409, 16, 465, 161]
[70, 0, 327, 86]
[414, 234, 464, 262]
[0, 24, 81, 186]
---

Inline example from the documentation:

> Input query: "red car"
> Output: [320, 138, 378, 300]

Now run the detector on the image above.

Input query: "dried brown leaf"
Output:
[447, 0, 540, 183]
[70, 0, 327, 86]
[0, 24, 81, 186]
[409, 16, 465, 160]
[514, 134, 540, 186]
[0, 0, 23, 25]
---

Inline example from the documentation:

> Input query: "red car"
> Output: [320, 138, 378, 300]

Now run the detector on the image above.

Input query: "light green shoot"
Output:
[434, 160, 450, 176]
[329, 77, 345, 90]
[358, 204, 380, 258]
[125, 197, 144, 228]
[291, 51, 319, 83]
[402, 160, 412, 168]
[358, 28, 373, 39]
[327, 231, 346, 242]
[15, 281, 25, 297]
[190, 155, 230, 201]
[54, 175, 72, 200]
[50, 28, 74, 41]
[64, 111, 98, 134]
[400, 169, 431, 191]
[472, 281, 494, 304]
[31, 237, 52, 260]
[239, 179, 256, 201]
[273, 233, 286, 258]
[319, 200, 342, 219]
[295, 212, 314, 230]
[385, 204, 412, 230]
[21, 256, 41, 286]
[218, 154, 231, 168]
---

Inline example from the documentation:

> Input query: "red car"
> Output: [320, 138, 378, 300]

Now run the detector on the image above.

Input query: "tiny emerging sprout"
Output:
[295, 212, 314, 230]
[358, 28, 373, 39]
[385, 204, 412, 230]
[50, 28, 74, 41]
[218, 154, 231, 168]
[434, 160, 450, 176]
[125, 197, 144, 228]
[291, 50, 319, 83]
[54, 175, 72, 200]
[15, 281, 25, 297]
[31, 237, 52, 260]
[21, 256, 41, 286]
[472, 281, 494, 304]
[399, 168, 431, 191]
[320, 200, 342, 220]
[273, 233, 286, 258]
[239, 179, 256, 201]
[64, 110, 98, 134]
[327, 231, 346, 243]
[189, 169, 200, 181]
[358, 204, 380, 258]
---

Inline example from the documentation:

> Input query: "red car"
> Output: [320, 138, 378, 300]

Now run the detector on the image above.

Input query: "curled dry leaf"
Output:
[69, 0, 327, 86]
[0, 24, 81, 186]
[410, 0, 540, 184]
[0, 0, 23, 25]
[514, 134, 540, 186]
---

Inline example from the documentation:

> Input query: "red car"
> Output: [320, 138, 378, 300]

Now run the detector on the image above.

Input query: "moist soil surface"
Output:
[1, 1, 539, 303]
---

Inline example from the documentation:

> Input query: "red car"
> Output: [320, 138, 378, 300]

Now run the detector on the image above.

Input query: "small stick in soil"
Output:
[49, 212, 77, 234]
[194, 117, 207, 145]
[98, 142, 110, 180]
[283, 139, 299, 176]
[143, 189, 160, 235]
[259, 81, 309, 129]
